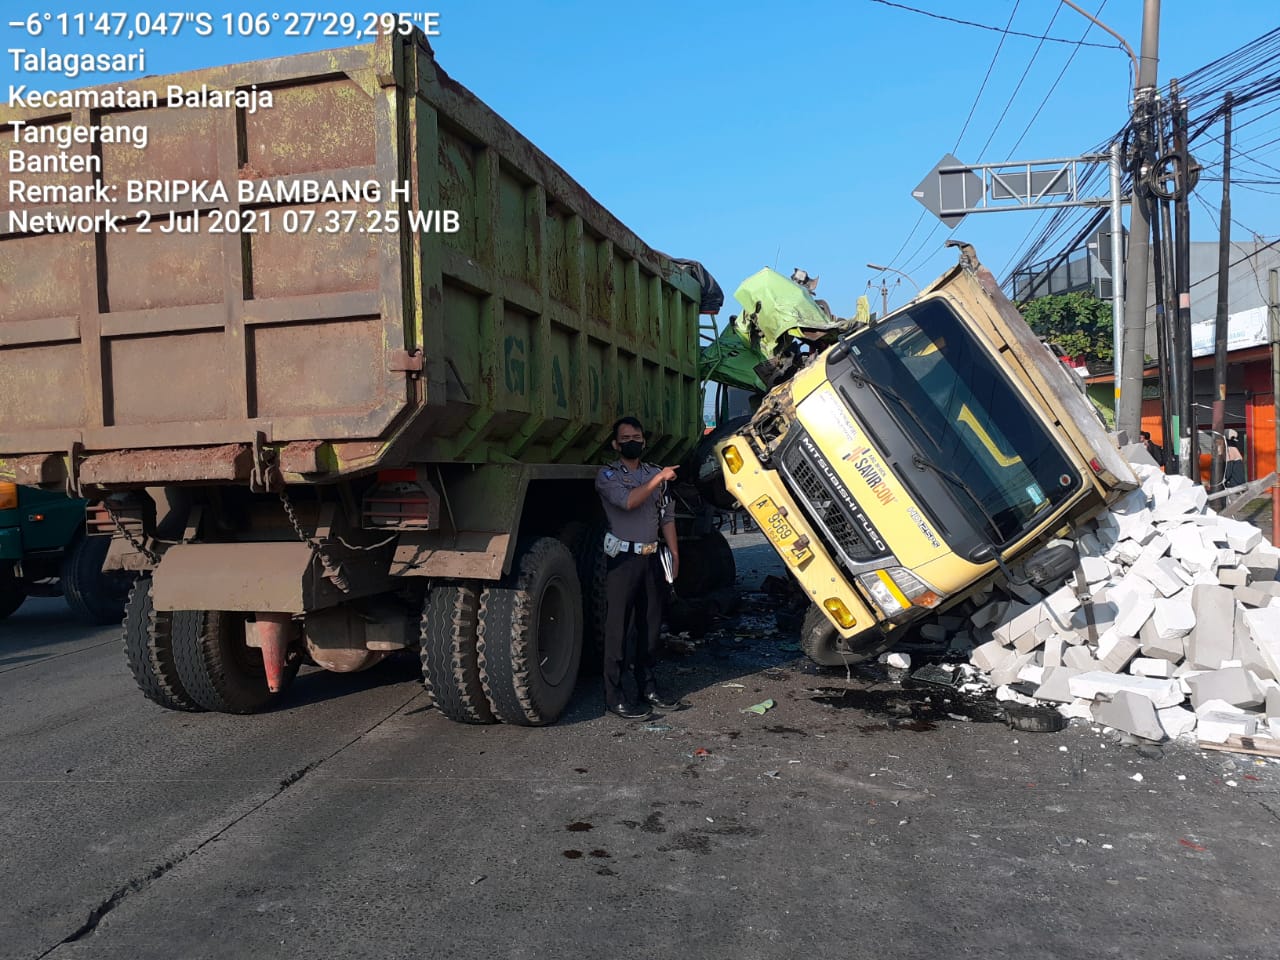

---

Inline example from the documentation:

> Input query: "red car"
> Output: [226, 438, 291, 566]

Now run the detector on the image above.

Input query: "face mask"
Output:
[618, 440, 644, 459]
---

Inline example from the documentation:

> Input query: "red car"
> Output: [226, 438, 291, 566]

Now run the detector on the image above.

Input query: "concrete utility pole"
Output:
[1211, 93, 1233, 491]
[1115, 0, 1162, 439]
[1172, 88, 1196, 479]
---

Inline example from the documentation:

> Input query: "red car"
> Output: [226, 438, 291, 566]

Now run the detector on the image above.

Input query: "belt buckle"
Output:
[638, 542, 657, 556]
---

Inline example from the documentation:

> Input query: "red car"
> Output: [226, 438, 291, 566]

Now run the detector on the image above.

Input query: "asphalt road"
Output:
[2, 532, 1278, 960]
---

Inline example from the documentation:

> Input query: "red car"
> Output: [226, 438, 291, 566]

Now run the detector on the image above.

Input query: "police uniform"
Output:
[595, 459, 675, 709]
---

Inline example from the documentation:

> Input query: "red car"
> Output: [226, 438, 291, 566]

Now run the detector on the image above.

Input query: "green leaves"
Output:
[1019, 293, 1114, 366]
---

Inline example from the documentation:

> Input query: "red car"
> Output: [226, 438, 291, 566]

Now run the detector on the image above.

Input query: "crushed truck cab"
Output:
[718, 243, 1136, 663]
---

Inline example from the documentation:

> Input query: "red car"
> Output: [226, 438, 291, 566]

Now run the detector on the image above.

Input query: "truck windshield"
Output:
[844, 298, 1080, 544]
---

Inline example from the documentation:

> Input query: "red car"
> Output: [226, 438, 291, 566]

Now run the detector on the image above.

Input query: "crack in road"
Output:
[0, 637, 120, 676]
[34, 687, 426, 958]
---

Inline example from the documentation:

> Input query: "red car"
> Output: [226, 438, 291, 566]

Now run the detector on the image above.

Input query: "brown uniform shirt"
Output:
[595, 460, 674, 542]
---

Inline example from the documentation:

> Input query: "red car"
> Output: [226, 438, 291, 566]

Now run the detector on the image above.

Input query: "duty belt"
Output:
[604, 531, 659, 556]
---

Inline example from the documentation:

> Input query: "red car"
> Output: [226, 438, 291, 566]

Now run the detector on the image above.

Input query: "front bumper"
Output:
[719, 436, 877, 639]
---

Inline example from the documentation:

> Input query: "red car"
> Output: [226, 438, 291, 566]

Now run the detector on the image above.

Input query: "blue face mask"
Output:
[619, 440, 644, 459]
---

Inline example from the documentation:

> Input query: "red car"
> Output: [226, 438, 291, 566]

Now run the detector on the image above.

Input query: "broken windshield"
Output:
[842, 298, 1081, 544]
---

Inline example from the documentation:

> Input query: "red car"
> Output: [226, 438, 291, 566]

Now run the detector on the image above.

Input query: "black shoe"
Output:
[607, 702, 652, 721]
[644, 691, 683, 710]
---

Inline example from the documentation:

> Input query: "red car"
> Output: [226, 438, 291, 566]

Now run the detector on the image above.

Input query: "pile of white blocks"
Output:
[961, 451, 1280, 746]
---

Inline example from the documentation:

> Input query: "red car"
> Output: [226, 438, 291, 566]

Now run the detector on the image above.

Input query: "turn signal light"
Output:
[823, 597, 857, 629]
[0, 482, 17, 510]
[722, 445, 744, 474]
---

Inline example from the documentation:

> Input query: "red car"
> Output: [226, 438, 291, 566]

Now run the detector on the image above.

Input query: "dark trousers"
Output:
[603, 552, 663, 706]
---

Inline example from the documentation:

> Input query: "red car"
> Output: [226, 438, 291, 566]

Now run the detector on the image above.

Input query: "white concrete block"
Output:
[1131, 657, 1176, 678]
[1013, 628, 1045, 654]
[1099, 636, 1141, 674]
[1198, 710, 1259, 744]
[1044, 585, 1081, 625]
[1017, 663, 1045, 686]
[1067, 671, 1186, 708]
[1136, 533, 1171, 568]
[1242, 607, 1280, 679]
[969, 598, 1009, 630]
[1043, 633, 1065, 669]
[1080, 555, 1111, 585]
[989, 652, 1036, 687]
[1186, 667, 1265, 709]
[1157, 705, 1198, 739]
[1186, 584, 1235, 670]
[1033, 666, 1082, 702]
[1220, 518, 1262, 555]
[1133, 558, 1182, 597]
[1152, 598, 1195, 641]
[1217, 566, 1250, 588]
[994, 602, 1044, 647]
[1234, 585, 1270, 608]
[1062, 646, 1098, 671]
[1076, 532, 1104, 558]
[1114, 596, 1155, 638]
[1139, 617, 1184, 662]
[1091, 690, 1165, 741]
[1195, 698, 1247, 716]
[1243, 549, 1280, 582]
[970, 639, 1011, 673]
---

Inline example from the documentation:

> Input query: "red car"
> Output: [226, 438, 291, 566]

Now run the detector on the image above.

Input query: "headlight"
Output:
[857, 567, 943, 619]
[0, 482, 17, 511]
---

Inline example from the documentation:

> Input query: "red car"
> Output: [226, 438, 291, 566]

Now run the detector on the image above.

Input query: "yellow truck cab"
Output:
[717, 243, 1136, 664]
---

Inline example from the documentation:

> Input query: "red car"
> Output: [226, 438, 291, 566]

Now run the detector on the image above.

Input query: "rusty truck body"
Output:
[0, 31, 719, 723]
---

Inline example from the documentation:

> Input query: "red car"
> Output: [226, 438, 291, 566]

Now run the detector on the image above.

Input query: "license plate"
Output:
[747, 495, 813, 565]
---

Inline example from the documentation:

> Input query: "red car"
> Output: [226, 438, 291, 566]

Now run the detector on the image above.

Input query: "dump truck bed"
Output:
[0, 31, 703, 488]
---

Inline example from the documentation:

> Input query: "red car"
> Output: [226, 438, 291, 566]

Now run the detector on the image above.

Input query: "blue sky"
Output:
[5, 1, 1278, 318]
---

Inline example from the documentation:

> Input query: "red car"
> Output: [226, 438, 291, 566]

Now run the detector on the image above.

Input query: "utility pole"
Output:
[1211, 92, 1233, 491]
[1116, 0, 1162, 440]
[1170, 84, 1196, 479]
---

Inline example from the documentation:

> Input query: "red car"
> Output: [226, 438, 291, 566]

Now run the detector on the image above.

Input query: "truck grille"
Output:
[780, 431, 888, 565]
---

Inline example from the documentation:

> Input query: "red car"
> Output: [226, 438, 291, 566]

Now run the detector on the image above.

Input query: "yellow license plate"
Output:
[748, 495, 813, 565]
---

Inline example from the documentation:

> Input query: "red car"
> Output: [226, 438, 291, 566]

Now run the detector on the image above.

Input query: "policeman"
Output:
[594, 416, 683, 720]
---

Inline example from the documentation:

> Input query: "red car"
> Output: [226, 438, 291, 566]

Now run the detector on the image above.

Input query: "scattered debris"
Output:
[693, 747, 712, 758]
[742, 699, 776, 715]
[470, 875, 486, 885]
[950, 456, 1280, 753]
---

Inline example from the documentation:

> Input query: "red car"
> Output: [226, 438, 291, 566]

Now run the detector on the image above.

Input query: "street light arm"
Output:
[866, 263, 921, 292]
[1060, 0, 1139, 80]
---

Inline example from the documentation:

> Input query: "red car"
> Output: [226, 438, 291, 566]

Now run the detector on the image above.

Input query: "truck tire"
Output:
[0, 564, 25, 620]
[557, 520, 607, 673]
[121, 579, 204, 712]
[674, 529, 736, 597]
[477, 537, 583, 725]
[61, 533, 134, 625]
[420, 582, 496, 724]
[799, 602, 893, 667]
[172, 610, 298, 714]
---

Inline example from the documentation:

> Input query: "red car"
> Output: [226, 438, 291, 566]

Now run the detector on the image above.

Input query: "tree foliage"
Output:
[1019, 293, 1114, 365]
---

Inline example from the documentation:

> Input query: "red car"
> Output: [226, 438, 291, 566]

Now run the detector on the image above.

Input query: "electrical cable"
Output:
[866, 0, 1119, 49]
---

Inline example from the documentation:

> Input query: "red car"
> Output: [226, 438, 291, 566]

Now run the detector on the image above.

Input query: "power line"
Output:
[867, 0, 1120, 49]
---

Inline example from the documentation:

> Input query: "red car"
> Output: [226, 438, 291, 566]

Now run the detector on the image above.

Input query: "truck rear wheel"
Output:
[0, 564, 25, 620]
[800, 602, 893, 667]
[421, 582, 496, 724]
[121, 579, 204, 712]
[557, 520, 607, 673]
[62, 533, 134, 625]
[674, 529, 736, 597]
[172, 610, 298, 714]
[477, 537, 583, 725]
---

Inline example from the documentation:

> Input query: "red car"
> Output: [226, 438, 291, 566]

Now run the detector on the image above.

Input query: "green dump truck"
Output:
[0, 30, 725, 721]
[0, 483, 133, 623]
